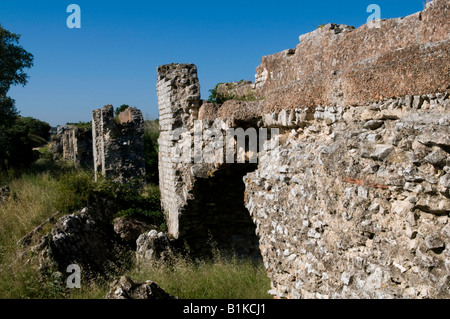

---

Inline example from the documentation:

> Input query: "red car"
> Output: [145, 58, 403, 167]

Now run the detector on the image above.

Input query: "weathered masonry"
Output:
[51, 125, 93, 168]
[157, 64, 261, 258]
[92, 105, 146, 184]
[158, 0, 450, 298]
[50, 106, 146, 185]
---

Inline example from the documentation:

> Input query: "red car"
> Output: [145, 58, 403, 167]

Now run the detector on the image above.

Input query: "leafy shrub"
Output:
[113, 184, 166, 230]
[1, 116, 51, 170]
[53, 167, 166, 229]
[207, 83, 236, 104]
[144, 119, 159, 184]
[115, 208, 166, 230]
[55, 170, 95, 213]
[208, 81, 258, 104]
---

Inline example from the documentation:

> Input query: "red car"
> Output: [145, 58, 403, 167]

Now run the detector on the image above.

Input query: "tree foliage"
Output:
[207, 83, 236, 104]
[0, 116, 51, 169]
[66, 121, 92, 130]
[17, 117, 51, 144]
[0, 24, 34, 95]
[0, 24, 35, 170]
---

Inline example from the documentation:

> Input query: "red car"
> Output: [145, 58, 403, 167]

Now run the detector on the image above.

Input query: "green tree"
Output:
[16, 117, 51, 147]
[0, 96, 18, 166]
[5, 121, 38, 167]
[0, 24, 34, 170]
[0, 24, 34, 95]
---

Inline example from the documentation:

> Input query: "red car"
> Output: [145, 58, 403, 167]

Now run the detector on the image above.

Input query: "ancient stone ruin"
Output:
[92, 105, 146, 184]
[50, 105, 146, 185]
[50, 125, 93, 168]
[157, 63, 261, 258]
[157, 0, 449, 299]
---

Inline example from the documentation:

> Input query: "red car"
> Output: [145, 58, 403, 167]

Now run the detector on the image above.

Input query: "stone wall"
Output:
[157, 64, 261, 258]
[157, 0, 449, 298]
[157, 63, 201, 239]
[255, 0, 449, 113]
[50, 106, 145, 185]
[245, 94, 450, 298]
[52, 125, 93, 167]
[92, 105, 146, 184]
[246, 0, 449, 298]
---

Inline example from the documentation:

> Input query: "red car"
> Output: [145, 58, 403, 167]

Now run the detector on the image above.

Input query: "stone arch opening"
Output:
[157, 63, 267, 260]
[177, 163, 260, 259]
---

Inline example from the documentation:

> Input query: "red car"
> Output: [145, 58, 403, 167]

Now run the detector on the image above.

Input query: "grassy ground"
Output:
[0, 160, 271, 299]
[127, 253, 271, 299]
[0, 168, 64, 298]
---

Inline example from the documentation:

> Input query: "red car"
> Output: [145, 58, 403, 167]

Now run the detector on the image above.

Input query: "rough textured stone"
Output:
[370, 144, 395, 161]
[136, 230, 172, 262]
[425, 234, 445, 250]
[244, 95, 450, 299]
[92, 106, 146, 184]
[113, 216, 156, 246]
[254, 0, 449, 113]
[50, 125, 93, 167]
[157, 64, 262, 259]
[105, 276, 176, 299]
[20, 197, 132, 279]
[156, 0, 450, 299]
[424, 149, 448, 167]
[363, 120, 384, 130]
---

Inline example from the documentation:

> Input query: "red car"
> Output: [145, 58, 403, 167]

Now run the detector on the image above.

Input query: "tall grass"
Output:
[0, 170, 63, 298]
[0, 160, 271, 299]
[126, 252, 271, 299]
[64, 252, 271, 299]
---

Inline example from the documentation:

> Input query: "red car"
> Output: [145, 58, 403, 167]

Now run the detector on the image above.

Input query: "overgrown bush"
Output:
[113, 183, 166, 230]
[0, 116, 51, 170]
[208, 83, 235, 104]
[55, 170, 95, 213]
[144, 119, 159, 184]
[208, 81, 258, 104]
[53, 169, 165, 229]
[0, 160, 270, 299]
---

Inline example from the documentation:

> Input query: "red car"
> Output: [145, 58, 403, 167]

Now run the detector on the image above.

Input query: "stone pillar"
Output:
[92, 105, 145, 184]
[92, 106, 115, 182]
[99, 105, 116, 179]
[92, 109, 103, 181]
[157, 63, 201, 238]
[60, 125, 93, 167]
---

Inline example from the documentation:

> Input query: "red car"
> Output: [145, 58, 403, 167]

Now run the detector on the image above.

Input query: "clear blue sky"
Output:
[1, 0, 425, 127]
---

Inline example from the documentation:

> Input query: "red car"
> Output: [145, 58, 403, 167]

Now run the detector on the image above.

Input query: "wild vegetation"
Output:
[0, 23, 270, 300]
[65, 121, 92, 130]
[0, 23, 41, 170]
[208, 81, 258, 104]
[0, 155, 271, 299]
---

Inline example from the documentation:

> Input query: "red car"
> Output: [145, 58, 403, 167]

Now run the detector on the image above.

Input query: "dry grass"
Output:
[126, 252, 271, 299]
[0, 164, 271, 299]
[0, 171, 63, 298]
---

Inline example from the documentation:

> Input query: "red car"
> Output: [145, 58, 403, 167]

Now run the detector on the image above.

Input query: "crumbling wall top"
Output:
[118, 107, 143, 125]
[255, 0, 450, 112]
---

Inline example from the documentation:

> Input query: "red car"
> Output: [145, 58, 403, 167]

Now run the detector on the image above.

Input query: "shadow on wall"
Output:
[177, 163, 261, 260]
